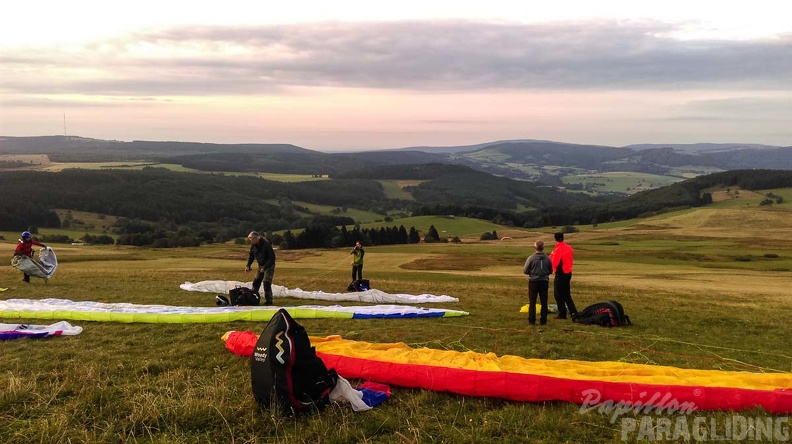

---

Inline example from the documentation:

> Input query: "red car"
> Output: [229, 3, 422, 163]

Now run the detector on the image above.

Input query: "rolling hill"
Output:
[3, 135, 792, 196]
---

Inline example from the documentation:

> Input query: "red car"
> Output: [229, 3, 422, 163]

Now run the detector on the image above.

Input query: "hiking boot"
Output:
[264, 299, 273, 306]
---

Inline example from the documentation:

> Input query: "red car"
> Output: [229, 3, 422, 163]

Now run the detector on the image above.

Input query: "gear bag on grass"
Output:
[229, 286, 260, 306]
[572, 301, 631, 327]
[346, 279, 370, 292]
[251, 308, 338, 415]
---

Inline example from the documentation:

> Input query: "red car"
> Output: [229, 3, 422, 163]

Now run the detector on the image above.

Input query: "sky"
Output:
[1, 1, 791, 151]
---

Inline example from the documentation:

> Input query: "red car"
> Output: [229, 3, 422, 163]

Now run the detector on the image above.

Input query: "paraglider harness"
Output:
[216, 286, 260, 306]
[251, 308, 338, 415]
[346, 279, 370, 292]
[572, 301, 631, 327]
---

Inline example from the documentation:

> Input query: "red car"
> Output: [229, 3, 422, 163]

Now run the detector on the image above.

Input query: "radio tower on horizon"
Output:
[63, 113, 67, 136]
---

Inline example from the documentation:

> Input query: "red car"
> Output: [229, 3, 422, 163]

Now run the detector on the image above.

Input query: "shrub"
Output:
[480, 231, 498, 241]
[561, 225, 579, 234]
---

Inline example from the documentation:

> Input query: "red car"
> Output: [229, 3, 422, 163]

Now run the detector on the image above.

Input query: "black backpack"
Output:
[572, 301, 631, 327]
[251, 308, 338, 415]
[229, 286, 260, 306]
[346, 279, 370, 292]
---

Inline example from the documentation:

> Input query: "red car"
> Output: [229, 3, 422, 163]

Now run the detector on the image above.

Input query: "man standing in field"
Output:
[13, 231, 46, 283]
[523, 240, 552, 325]
[245, 231, 276, 305]
[550, 232, 577, 319]
[350, 240, 365, 282]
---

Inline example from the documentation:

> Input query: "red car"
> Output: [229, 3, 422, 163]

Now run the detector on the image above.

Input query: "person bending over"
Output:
[245, 231, 276, 305]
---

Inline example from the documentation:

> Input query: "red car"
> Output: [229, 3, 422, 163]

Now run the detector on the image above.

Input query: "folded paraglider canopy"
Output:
[12, 246, 57, 280]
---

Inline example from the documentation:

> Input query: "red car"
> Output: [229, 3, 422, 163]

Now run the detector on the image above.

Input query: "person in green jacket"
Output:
[350, 240, 365, 281]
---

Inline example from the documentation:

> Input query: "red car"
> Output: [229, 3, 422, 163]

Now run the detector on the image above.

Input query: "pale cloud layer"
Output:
[1, 2, 791, 150]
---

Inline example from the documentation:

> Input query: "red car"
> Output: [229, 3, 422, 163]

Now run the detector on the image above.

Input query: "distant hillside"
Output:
[390, 139, 556, 154]
[2, 167, 790, 248]
[167, 150, 447, 175]
[414, 140, 792, 184]
[334, 163, 591, 210]
[611, 147, 792, 172]
[0, 136, 309, 161]
[5, 135, 792, 195]
[537, 169, 792, 227]
[624, 143, 783, 152]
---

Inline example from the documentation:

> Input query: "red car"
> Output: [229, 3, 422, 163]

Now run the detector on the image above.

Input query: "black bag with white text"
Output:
[251, 309, 338, 415]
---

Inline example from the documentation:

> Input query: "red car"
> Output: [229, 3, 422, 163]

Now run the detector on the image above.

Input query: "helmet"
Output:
[215, 295, 230, 307]
[21, 231, 31, 239]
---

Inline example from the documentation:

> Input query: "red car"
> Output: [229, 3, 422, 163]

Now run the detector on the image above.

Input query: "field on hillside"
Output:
[562, 172, 681, 194]
[2, 203, 792, 443]
[0, 154, 50, 169]
[378, 180, 416, 200]
[31, 161, 328, 183]
[263, 200, 389, 224]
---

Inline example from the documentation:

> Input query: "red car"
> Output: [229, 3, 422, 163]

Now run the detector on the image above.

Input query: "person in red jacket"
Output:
[13, 231, 47, 283]
[549, 232, 577, 319]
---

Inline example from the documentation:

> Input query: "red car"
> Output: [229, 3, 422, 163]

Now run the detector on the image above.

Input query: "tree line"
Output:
[2, 167, 790, 247]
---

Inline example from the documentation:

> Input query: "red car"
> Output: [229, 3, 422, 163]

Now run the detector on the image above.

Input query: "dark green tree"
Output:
[425, 225, 440, 243]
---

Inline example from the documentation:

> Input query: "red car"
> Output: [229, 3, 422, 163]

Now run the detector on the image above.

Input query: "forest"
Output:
[2, 167, 791, 248]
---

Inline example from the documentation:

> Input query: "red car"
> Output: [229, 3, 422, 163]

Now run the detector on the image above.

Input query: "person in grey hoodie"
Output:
[523, 240, 553, 325]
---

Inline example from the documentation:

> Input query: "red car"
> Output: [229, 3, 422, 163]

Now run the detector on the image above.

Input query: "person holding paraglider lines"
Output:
[13, 231, 47, 283]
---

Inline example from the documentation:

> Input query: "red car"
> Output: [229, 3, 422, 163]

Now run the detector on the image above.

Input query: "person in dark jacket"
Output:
[245, 231, 276, 305]
[523, 239, 552, 325]
[13, 231, 46, 283]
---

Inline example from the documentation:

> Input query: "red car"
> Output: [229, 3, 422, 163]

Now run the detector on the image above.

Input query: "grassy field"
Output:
[1, 201, 791, 443]
[34, 161, 328, 183]
[263, 200, 388, 225]
[561, 172, 682, 194]
[378, 180, 417, 201]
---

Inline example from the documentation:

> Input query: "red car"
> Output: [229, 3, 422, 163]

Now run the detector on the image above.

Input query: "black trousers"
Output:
[528, 280, 549, 324]
[352, 264, 363, 281]
[553, 272, 577, 318]
[252, 266, 275, 302]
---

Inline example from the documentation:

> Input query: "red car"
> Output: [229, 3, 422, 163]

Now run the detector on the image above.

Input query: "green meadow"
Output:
[562, 172, 682, 194]
[1, 199, 791, 443]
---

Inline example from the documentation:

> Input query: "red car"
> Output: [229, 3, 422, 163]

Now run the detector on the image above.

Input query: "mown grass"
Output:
[378, 180, 416, 201]
[561, 172, 682, 194]
[2, 203, 791, 443]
